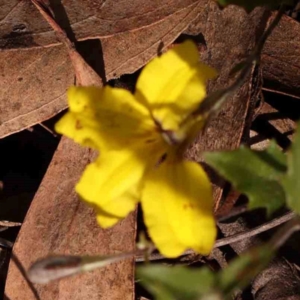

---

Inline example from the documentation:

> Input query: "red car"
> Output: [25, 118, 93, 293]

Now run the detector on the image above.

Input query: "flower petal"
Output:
[141, 159, 216, 257]
[76, 144, 165, 228]
[135, 40, 217, 131]
[55, 86, 157, 150]
[95, 208, 123, 228]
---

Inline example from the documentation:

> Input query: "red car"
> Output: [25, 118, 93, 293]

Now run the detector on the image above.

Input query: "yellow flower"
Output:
[55, 40, 217, 258]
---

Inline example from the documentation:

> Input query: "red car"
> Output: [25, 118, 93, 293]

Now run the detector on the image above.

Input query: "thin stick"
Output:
[135, 211, 295, 262]
[217, 204, 248, 222]
[31, 0, 102, 86]
[11, 252, 41, 300]
[269, 215, 300, 250]
[0, 238, 13, 249]
[215, 211, 294, 248]
[194, 5, 286, 120]
[31, 0, 74, 51]
[28, 251, 137, 284]
[0, 220, 22, 227]
[262, 87, 300, 100]
[39, 123, 58, 137]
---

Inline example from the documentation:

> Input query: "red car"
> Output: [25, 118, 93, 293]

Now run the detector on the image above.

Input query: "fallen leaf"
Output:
[5, 138, 137, 300]
[250, 101, 295, 151]
[217, 0, 292, 12]
[262, 14, 300, 99]
[0, 0, 202, 49]
[186, 12, 300, 100]
[0, 45, 74, 138]
[0, 0, 206, 138]
[1, 3, 299, 140]
[185, 3, 269, 210]
[31, 0, 103, 87]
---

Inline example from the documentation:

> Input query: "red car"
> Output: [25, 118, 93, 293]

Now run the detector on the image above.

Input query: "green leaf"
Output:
[217, 0, 293, 12]
[283, 121, 300, 214]
[218, 246, 274, 296]
[137, 265, 216, 300]
[204, 142, 287, 215]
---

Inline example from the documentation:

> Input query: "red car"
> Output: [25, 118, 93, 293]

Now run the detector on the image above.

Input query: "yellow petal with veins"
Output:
[76, 143, 165, 228]
[135, 40, 217, 133]
[141, 159, 216, 257]
[55, 86, 157, 150]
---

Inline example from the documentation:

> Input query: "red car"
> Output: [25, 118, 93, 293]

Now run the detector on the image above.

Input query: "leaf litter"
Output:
[0, 1, 300, 300]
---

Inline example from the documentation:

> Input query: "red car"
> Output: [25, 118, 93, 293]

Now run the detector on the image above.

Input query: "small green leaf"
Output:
[205, 142, 287, 215]
[283, 121, 300, 214]
[218, 246, 274, 295]
[137, 265, 215, 300]
[217, 0, 293, 12]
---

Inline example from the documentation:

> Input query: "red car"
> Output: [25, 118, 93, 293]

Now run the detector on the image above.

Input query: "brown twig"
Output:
[215, 211, 294, 248]
[0, 237, 13, 249]
[31, 0, 74, 51]
[31, 0, 103, 86]
[0, 220, 22, 227]
[217, 204, 248, 222]
[194, 5, 286, 120]
[269, 215, 300, 250]
[262, 87, 300, 100]
[39, 123, 58, 137]
[28, 251, 137, 284]
[135, 211, 295, 262]
[11, 252, 41, 300]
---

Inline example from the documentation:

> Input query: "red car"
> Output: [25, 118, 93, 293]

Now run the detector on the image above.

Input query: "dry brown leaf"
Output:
[31, 0, 103, 87]
[0, 0, 201, 49]
[186, 12, 300, 99]
[0, 0, 206, 138]
[186, 3, 269, 211]
[262, 14, 300, 99]
[250, 101, 295, 151]
[5, 138, 137, 300]
[1, 2, 299, 140]
[4, 3, 136, 299]
[0, 45, 74, 138]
